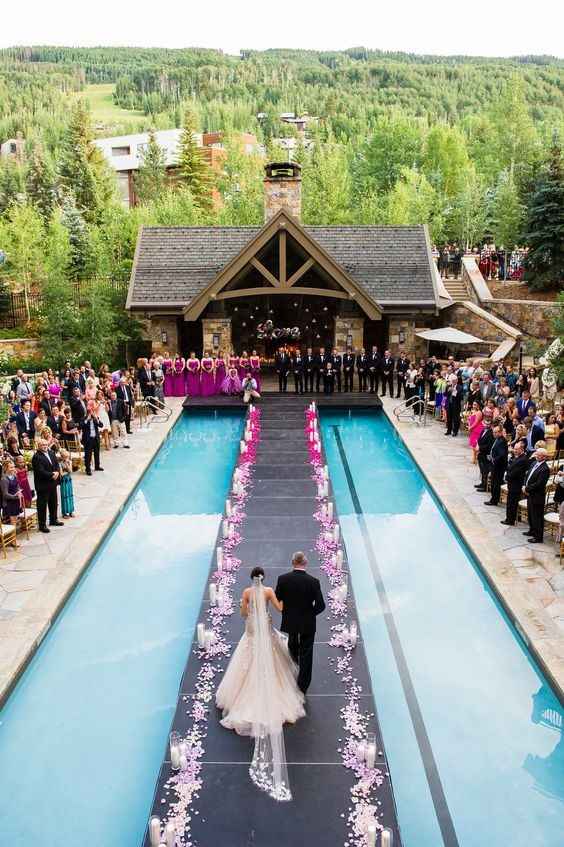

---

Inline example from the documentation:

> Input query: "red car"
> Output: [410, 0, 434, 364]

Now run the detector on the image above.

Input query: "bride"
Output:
[216, 567, 306, 801]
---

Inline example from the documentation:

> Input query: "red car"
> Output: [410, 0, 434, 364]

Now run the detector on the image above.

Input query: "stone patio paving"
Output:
[0, 399, 184, 704]
[381, 395, 564, 697]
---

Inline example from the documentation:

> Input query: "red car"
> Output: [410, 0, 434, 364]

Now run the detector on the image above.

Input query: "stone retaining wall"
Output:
[484, 300, 558, 341]
[0, 338, 41, 359]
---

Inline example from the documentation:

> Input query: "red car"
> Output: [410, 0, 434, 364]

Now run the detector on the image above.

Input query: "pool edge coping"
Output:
[0, 403, 185, 710]
[380, 402, 564, 706]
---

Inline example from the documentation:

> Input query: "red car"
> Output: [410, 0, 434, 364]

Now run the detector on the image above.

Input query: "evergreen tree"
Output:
[134, 129, 167, 204]
[60, 194, 93, 280]
[0, 160, 24, 214]
[26, 148, 56, 223]
[0, 202, 45, 320]
[176, 110, 214, 209]
[40, 212, 79, 362]
[524, 138, 564, 290]
[58, 101, 101, 221]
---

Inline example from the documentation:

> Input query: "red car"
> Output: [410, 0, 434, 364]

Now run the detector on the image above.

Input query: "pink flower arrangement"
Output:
[305, 406, 388, 847]
[156, 409, 261, 846]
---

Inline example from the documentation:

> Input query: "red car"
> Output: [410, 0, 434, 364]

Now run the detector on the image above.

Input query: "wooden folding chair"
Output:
[0, 523, 17, 558]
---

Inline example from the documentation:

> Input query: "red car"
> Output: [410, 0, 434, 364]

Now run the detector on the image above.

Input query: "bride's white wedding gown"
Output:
[216, 579, 305, 801]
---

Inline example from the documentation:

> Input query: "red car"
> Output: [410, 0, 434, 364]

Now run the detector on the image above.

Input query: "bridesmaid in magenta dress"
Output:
[238, 350, 250, 381]
[200, 352, 216, 397]
[185, 352, 201, 396]
[250, 350, 261, 392]
[162, 353, 174, 397]
[228, 351, 239, 377]
[172, 354, 186, 396]
[214, 350, 226, 394]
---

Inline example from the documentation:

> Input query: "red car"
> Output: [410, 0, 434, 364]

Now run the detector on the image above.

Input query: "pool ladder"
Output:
[393, 395, 428, 426]
[135, 398, 173, 430]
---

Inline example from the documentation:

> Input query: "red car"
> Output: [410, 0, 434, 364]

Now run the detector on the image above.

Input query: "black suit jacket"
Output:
[331, 353, 342, 371]
[368, 351, 380, 371]
[304, 354, 315, 374]
[343, 354, 355, 372]
[275, 570, 326, 635]
[356, 354, 368, 373]
[70, 397, 87, 424]
[524, 462, 550, 505]
[381, 356, 395, 375]
[15, 410, 37, 437]
[490, 436, 508, 470]
[477, 428, 494, 457]
[109, 399, 127, 423]
[31, 449, 60, 493]
[505, 454, 529, 491]
[291, 356, 304, 375]
[275, 352, 290, 374]
[81, 416, 102, 441]
[116, 383, 134, 406]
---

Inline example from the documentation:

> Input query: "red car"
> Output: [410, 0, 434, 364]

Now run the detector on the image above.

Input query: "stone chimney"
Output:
[264, 162, 302, 223]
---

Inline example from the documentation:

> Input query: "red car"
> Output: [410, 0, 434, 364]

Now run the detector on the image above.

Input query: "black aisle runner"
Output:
[143, 396, 401, 847]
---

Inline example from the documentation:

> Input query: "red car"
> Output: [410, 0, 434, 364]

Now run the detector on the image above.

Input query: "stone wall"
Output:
[388, 318, 428, 359]
[334, 317, 364, 351]
[444, 305, 509, 348]
[202, 317, 232, 354]
[484, 300, 557, 342]
[0, 338, 41, 360]
[139, 315, 179, 355]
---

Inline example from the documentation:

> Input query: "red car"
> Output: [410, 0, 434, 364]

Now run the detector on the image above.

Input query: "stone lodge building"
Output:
[127, 162, 516, 360]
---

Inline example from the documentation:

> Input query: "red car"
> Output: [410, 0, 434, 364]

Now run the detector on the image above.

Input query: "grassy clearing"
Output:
[79, 84, 148, 131]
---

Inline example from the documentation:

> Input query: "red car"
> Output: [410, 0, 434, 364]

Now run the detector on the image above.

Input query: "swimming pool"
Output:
[321, 410, 564, 847]
[0, 411, 242, 847]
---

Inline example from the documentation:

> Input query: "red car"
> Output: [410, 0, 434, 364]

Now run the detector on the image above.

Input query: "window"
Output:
[111, 146, 130, 157]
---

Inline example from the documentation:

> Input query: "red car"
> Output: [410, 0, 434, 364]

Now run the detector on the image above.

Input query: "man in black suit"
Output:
[291, 350, 304, 395]
[475, 419, 494, 491]
[323, 362, 335, 394]
[303, 348, 315, 393]
[275, 346, 290, 392]
[396, 353, 410, 398]
[314, 347, 330, 392]
[356, 348, 369, 392]
[81, 409, 104, 475]
[380, 350, 395, 397]
[275, 551, 326, 694]
[15, 400, 37, 441]
[342, 349, 355, 392]
[116, 377, 134, 434]
[331, 350, 342, 392]
[445, 375, 462, 437]
[368, 346, 381, 393]
[31, 438, 64, 533]
[501, 441, 528, 526]
[523, 448, 550, 543]
[70, 387, 87, 426]
[484, 424, 508, 505]
[137, 358, 155, 404]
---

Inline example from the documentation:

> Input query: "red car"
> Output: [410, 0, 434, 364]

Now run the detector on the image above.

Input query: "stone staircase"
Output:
[442, 276, 469, 301]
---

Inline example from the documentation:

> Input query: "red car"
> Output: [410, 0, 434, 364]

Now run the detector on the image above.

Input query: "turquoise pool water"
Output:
[0, 411, 241, 847]
[321, 410, 564, 847]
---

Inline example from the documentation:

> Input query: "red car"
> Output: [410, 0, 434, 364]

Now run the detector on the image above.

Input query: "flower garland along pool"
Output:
[305, 403, 391, 847]
[147, 406, 261, 847]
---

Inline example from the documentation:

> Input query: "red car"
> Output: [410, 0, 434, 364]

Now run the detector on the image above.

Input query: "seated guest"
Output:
[61, 407, 80, 443]
[241, 372, 260, 404]
[47, 405, 64, 437]
[15, 400, 37, 441]
[220, 367, 242, 396]
[33, 408, 48, 439]
[5, 434, 23, 459]
[524, 447, 550, 544]
[524, 410, 545, 454]
[517, 389, 534, 420]
[1, 459, 23, 525]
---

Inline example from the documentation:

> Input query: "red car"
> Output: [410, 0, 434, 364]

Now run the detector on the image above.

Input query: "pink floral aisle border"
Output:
[151, 407, 261, 847]
[305, 405, 388, 847]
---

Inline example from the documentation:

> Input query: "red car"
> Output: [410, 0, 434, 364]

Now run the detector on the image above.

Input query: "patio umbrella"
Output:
[416, 327, 486, 345]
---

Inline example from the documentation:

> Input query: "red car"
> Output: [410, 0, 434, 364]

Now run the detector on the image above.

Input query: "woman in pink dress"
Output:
[185, 352, 201, 396]
[200, 351, 216, 397]
[172, 354, 186, 396]
[228, 351, 239, 375]
[214, 350, 226, 394]
[467, 401, 484, 464]
[238, 350, 250, 381]
[47, 376, 61, 401]
[250, 350, 261, 392]
[221, 367, 242, 396]
[162, 353, 174, 397]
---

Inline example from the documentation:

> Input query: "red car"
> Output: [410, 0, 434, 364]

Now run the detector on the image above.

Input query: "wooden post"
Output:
[279, 229, 287, 286]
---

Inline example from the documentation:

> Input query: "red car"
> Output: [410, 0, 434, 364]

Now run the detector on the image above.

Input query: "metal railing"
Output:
[134, 397, 172, 429]
[393, 394, 428, 426]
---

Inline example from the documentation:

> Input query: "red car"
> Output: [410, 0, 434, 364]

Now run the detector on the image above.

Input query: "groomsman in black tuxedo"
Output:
[380, 350, 395, 397]
[304, 348, 315, 393]
[331, 349, 342, 392]
[275, 551, 326, 694]
[323, 362, 335, 394]
[484, 424, 508, 505]
[368, 345, 381, 393]
[312, 348, 322, 392]
[291, 350, 304, 395]
[315, 347, 331, 392]
[501, 441, 528, 526]
[396, 353, 410, 398]
[356, 348, 369, 392]
[342, 349, 355, 392]
[275, 346, 290, 392]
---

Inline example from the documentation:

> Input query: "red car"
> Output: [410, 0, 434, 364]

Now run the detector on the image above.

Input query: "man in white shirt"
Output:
[241, 373, 260, 404]
[523, 447, 550, 543]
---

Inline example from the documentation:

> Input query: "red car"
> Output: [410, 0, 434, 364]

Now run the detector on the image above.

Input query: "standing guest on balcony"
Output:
[501, 441, 528, 526]
[524, 448, 550, 544]
[343, 349, 355, 393]
[31, 438, 63, 533]
[484, 425, 508, 506]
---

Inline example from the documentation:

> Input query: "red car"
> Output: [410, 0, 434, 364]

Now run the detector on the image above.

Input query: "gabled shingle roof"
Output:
[127, 223, 437, 311]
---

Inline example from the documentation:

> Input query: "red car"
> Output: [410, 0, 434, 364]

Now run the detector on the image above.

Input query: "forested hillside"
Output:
[0, 45, 562, 365]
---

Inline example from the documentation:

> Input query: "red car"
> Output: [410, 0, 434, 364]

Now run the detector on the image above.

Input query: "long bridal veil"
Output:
[248, 577, 292, 802]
